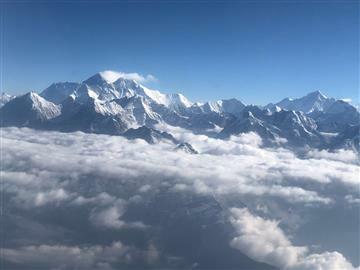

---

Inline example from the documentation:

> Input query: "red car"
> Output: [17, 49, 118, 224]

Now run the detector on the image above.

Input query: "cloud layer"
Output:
[1, 127, 359, 269]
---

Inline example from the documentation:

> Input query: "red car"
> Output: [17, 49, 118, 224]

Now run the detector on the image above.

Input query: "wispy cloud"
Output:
[341, 98, 352, 103]
[100, 70, 158, 83]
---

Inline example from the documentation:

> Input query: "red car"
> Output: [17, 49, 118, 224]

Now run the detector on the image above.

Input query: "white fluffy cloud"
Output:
[291, 252, 359, 270]
[229, 208, 359, 270]
[89, 198, 146, 229]
[99, 70, 158, 83]
[230, 208, 307, 268]
[90, 199, 127, 229]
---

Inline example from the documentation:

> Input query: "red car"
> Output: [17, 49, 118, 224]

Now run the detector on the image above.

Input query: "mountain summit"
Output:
[269, 90, 336, 113]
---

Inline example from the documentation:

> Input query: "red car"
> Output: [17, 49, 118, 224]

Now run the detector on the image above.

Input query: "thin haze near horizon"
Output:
[1, 0, 359, 105]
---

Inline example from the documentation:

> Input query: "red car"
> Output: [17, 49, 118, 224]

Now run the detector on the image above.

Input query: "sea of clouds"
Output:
[1, 127, 359, 269]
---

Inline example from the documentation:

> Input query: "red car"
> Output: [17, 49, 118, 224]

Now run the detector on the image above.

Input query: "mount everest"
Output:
[1, 71, 358, 151]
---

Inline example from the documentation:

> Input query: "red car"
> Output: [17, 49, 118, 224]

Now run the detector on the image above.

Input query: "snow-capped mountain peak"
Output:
[191, 98, 245, 115]
[83, 72, 114, 86]
[273, 90, 335, 113]
[71, 84, 100, 103]
[165, 93, 193, 108]
[24, 92, 61, 119]
[0, 92, 61, 127]
[0, 92, 15, 108]
[40, 82, 80, 104]
[113, 77, 193, 110]
[306, 90, 327, 99]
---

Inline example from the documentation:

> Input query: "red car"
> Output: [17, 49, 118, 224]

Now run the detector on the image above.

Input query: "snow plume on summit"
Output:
[99, 70, 157, 83]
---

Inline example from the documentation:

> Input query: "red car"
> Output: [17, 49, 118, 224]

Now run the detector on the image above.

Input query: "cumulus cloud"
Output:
[229, 208, 359, 270]
[100, 70, 158, 84]
[230, 208, 307, 268]
[291, 252, 359, 270]
[89, 199, 127, 229]
[1, 127, 359, 269]
[89, 198, 146, 229]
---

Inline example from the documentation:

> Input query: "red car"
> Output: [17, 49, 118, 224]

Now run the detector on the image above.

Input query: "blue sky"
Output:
[1, 0, 358, 105]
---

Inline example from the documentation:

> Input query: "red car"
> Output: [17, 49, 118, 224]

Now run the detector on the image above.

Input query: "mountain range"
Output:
[1, 71, 359, 152]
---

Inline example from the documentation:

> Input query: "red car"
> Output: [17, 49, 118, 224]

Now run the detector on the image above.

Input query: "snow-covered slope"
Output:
[40, 82, 80, 104]
[81, 74, 123, 101]
[51, 94, 133, 134]
[123, 126, 178, 144]
[113, 77, 193, 110]
[219, 110, 277, 141]
[0, 92, 61, 126]
[190, 98, 245, 115]
[115, 95, 162, 126]
[309, 100, 360, 132]
[175, 142, 199, 154]
[0, 93, 15, 108]
[79, 73, 193, 112]
[219, 106, 322, 147]
[270, 90, 336, 113]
